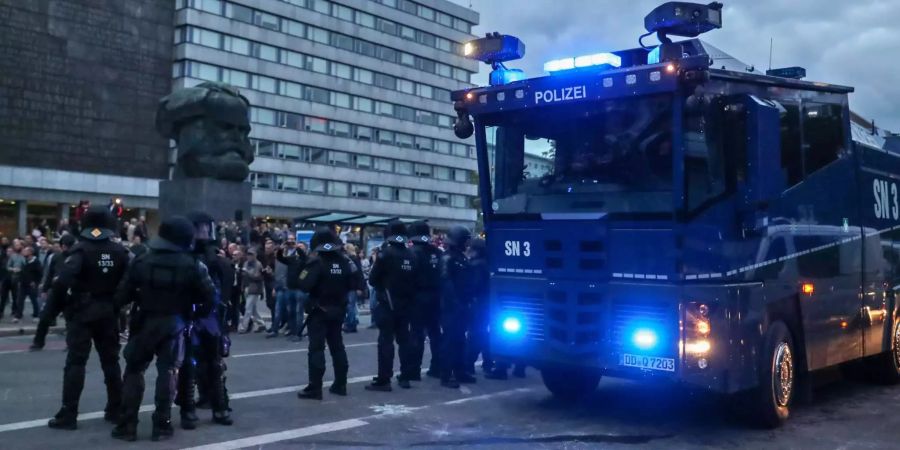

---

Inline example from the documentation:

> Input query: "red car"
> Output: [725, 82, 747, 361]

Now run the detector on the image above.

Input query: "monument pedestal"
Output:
[159, 178, 252, 222]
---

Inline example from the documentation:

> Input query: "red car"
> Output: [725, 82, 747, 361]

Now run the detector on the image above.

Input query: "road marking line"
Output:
[180, 419, 370, 450]
[182, 387, 533, 449]
[231, 341, 376, 358]
[0, 371, 380, 434]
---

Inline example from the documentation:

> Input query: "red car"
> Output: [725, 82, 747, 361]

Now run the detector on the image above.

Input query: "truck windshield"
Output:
[487, 94, 674, 214]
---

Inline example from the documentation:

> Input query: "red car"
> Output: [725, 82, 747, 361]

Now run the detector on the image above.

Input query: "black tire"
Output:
[866, 317, 900, 385]
[749, 321, 795, 428]
[540, 367, 600, 400]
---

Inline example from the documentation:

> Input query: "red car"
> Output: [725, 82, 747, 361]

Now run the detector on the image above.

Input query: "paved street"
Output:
[1, 328, 899, 449]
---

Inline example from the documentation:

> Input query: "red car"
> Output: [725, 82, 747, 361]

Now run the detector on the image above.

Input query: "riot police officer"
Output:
[440, 225, 476, 388]
[47, 206, 130, 430]
[112, 216, 216, 442]
[296, 227, 354, 400]
[408, 221, 443, 378]
[367, 221, 417, 391]
[30, 233, 77, 351]
[176, 211, 233, 429]
[466, 238, 492, 375]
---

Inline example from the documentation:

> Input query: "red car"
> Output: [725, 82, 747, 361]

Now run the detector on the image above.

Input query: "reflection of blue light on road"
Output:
[632, 328, 658, 350]
[502, 316, 522, 334]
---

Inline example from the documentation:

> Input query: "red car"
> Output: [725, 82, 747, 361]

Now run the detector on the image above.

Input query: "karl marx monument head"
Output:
[156, 82, 254, 181]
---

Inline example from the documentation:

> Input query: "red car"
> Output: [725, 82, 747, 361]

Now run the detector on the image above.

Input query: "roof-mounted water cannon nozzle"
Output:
[642, 2, 723, 62]
[463, 33, 527, 86]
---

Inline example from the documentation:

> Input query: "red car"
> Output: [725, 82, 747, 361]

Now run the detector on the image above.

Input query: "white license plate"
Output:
[621, 353, 675, 372]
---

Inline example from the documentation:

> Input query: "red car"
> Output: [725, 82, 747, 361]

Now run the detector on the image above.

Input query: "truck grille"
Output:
[497, 293, 545, 341]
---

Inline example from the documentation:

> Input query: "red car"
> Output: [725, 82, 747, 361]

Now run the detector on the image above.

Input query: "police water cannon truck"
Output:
[454, 1, 900, 428]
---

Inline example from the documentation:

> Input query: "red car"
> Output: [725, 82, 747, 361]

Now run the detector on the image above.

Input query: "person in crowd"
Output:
[274, 237, 306, 341]
[112, 216, 216, 442]
[465, 238, 492, 375]
[296, 227, 354, 400]
[261, 239, 277, 332]
[367, 221, 417, 391]
[129, 235, 148, 258]
[47, 206, 130, 430]
[5, 241, 25, 322]
[31, 234, 77, 351]
[439, 226, 477, 388]
[239, 248, 266, 333]
[408, 221, 443, 379]
[342, 243, 362, 333]
[227, 249, 244, 332]
[0, 240, 10, 320]
[19, 246, 43, 321]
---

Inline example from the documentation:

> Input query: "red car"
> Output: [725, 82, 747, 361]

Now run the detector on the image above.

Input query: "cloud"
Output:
[460, 0, 899, 131]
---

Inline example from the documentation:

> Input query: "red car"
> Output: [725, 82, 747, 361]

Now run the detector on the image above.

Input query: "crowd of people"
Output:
[9, 206, 520, 443]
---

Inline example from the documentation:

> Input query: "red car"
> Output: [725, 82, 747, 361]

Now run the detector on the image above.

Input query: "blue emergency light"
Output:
[502, 316, 523, 334]
[632, 328, 659, 350]
[544, 52, 622, 73]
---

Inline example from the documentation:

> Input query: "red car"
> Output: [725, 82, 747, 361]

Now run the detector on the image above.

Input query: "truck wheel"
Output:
[540, 367, 600, 400]
[867, 318, 900, 384]
[750, 321, 795, 428]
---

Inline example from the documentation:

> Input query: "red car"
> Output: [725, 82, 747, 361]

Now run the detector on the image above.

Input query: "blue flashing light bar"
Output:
[490, 68, 526, 86]
[647, 46, 661, 65]
[544, 52, 622, 73]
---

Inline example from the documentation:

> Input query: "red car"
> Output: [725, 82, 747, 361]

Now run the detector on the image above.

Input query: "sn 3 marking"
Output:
[534, 85, 586, 105]
[504, 240, 531, 257]
[873, 178, 899, 220]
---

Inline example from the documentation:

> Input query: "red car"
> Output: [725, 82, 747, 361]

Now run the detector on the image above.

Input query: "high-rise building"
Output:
[0, 0, 478, 236]
[172, 0, 479, 228]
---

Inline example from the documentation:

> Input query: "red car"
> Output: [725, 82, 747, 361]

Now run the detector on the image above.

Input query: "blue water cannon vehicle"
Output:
[453, 1, 900, 427]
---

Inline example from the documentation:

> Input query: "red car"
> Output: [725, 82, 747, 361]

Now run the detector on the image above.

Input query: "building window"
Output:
[415, 137, 433, 151]
[436, 63, 451, 77]
[417, 32, 436, 48]
[331, 92, 351, 109]
[417, 84, 432, 99]
[452, 144, 468, 157]
[354, 97, 373, 113]
[437, 12, 453, 27]
[377, 18, 397, 35]
[331, 33, 354, 51]
[803, 103, 845, 175]
[279, 144, 301, 160]
[254, 11, 280, 30]
[252, 75, 277, 93]
[310, 27, 329, 44]
[305, 86, 330, 104]
[303, 178, 326, 194]
[329, 122, 351, 138]
[196, 0, 222, 14]
[310, 0, 330, 14]
[398, 79, 414, 94]
[285, 20, 305, 37]
[328, 151, 350, 166]
[416, 111, 435, 126]
[355, 11, 375, 28]
[377, 102, 394, 117]
[415, 164, 432, 177]
[377, 130, 394, 145]
[284, 51, 304, 68]
[280, 81, 302, 98]
[196, 28, 220, 47]
[307, 56, 328, 73]
[332, 63, 352, 79]
[253, 173, 273, 189]
[354, 68, 374, 84]
[254, 43, 278, 62]
[255, 140, 276, 157]
[451, 194, 467, 208]
[276, 175, 300, 191]
[253, 108, 276, 125]
[434, 140, 450, 154]
[334, 4, 353, 21]
[432, 87, 451, 102]
[396, 133, 414, 149]
[356, 40, 376, 57]
[328, 181, 349, 196]
[395, 106, 415, 122]
[305, 117, 327, 133]
[377, 186, 393, 200]
[224, 3, 253, 23]
[434, 166, 450, 180]
[351, 184, 371, 198]
[434, 192, 450, 206]
[223, 35, 249, 54]
[454, 169, 469, 183]
[278, 112, 301, 129]
[355, 126, 373, 141]
[374, 73, 396, 90]
[377, 46, 397, 62]
[414, 190, 431, 204]
[222, 69, 248, 87]
[395, 161, 413, 175]
[354, 154, 372, 169]
[375, 158, 393, 172]
[400, 52, 415, 67]
[397, 188, 412, 202]
[309, 148, 327, 164]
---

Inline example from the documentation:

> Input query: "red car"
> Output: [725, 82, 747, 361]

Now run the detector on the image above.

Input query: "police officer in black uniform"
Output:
[439, 225, 477, 388]
[176, 211, 233, 429]
[47, 206, 130, 430]
[367, 220, 417, 391]
[465, 238, 492, 375]
[407, 221, 443, 378]
[112, 216, 216, 442]
[297, 227, 354, 400]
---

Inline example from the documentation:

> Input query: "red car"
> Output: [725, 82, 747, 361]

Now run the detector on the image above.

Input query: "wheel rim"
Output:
[893, 321, 900, 370]
[773, 342, 793, 407]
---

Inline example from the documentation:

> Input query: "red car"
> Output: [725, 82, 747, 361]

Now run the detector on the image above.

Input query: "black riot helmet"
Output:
[150, 216, 196, 252]
[186, 210, 216, 242]
[310, 226, 341, 253]
[79, 205, 116, 240]
[383, 220, 408, 245]
[446, 225, 472, 250]
[407, 220, 431, 244]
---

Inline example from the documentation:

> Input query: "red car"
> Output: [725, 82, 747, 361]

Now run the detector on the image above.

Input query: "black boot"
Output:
[180, 409, 199, 430]
[440, 378, 460, 389]
[104, 408, 120, 424]
[151, 414, 174, 442]
[329, 383, 347, 396]
[213, 410, 233, 426]
[297, 385, 323, 400]
[365, 379, 392, 392]
[111, 422, 137, 441]
[47, 407, 78, 430]
[397, 378, 412, 389]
